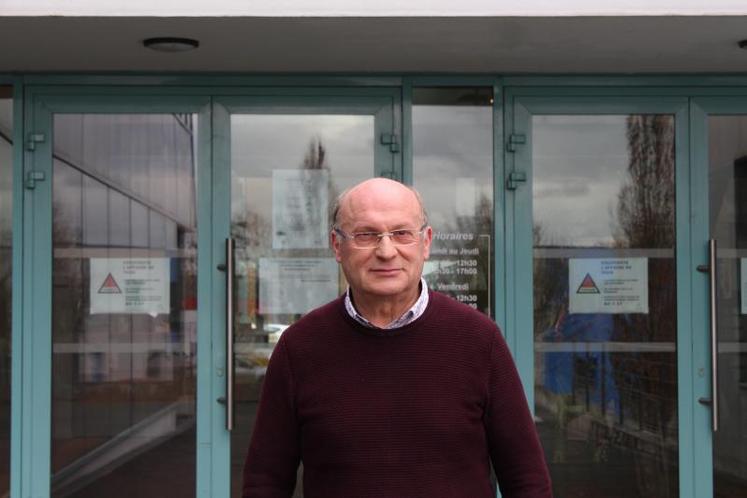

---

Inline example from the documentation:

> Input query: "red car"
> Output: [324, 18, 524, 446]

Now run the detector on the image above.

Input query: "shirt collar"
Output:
[344, 278, 429, 330]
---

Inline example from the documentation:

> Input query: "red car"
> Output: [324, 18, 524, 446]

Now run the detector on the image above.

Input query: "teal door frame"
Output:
[689, 96, 747, 498]
[503, 89, 705, 498]
[17, 85, 402, 498]
[18, 88, 213, 498]
[210, 91, 401, 497]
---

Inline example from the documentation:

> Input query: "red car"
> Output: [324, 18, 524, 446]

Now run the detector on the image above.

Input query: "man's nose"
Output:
[374, 234, 397, 258]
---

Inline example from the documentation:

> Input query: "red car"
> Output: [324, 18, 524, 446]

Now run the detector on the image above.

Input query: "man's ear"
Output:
[422, 226, 433, 260]
[331, 230, 343, 263]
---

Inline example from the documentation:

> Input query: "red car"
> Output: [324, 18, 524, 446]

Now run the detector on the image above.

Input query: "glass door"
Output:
[692, 98, 747, 498]
[23, 94, 211, 498]
[211, 92, 400, 498]
[507, 94, 698, 497]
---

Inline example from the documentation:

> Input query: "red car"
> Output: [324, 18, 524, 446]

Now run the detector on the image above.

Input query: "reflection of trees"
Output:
[615, 115, 675, 249]
[612, 115, 677, 497]
[232, 135, 339, 334]
[425, 192, 493, 316]
[533, 115, 677, 497]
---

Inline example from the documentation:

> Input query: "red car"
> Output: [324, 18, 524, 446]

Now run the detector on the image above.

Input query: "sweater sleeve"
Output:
[242, 336, 301, 498]
[485, 329, 553, 498]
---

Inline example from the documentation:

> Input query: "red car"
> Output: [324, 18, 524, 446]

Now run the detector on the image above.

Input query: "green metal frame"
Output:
[505, 89, 698, 497]
[6, 75, 25, 498]
[688, 96, 747, 498]
[210, 90, 401, 497]
[7, 74, 747, 498]
[402, 76, 506, 328]
[20, 88, 212, 498]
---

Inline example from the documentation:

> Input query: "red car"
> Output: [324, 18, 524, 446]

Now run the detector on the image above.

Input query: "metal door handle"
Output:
[701, 239, 719, 432]
[225, 238, 235, 431]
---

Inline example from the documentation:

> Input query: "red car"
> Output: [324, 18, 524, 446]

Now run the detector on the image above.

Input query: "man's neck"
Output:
[350, 285, 421, 328]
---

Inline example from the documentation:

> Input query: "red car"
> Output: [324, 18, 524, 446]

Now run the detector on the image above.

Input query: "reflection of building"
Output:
[1, 4, 747, 498]
[50, 113, 199, 496]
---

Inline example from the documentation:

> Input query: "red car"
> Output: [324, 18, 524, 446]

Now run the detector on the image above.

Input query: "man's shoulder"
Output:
[281, 295, 346, 342]
[427, 290, 501, 336]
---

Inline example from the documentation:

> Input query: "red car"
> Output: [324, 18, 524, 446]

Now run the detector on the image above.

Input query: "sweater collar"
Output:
[343, 278, 429, 330]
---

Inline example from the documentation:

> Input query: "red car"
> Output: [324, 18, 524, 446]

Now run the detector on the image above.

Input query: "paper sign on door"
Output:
[569, 258, 648, 314]
[90, 258, 170, 316]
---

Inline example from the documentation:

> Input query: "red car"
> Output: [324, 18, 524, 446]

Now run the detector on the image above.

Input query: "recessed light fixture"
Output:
[739, 39, 747, 49]
[143, 37, 199, 53]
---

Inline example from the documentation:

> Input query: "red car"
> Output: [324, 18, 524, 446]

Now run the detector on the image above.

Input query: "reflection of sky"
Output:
[413, 106, 492, 230]
[231, 114, 374, 226]
[533, 115, 630, 247]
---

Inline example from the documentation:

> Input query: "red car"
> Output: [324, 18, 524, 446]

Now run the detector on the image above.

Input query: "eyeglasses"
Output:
[334, 224, 428, 249]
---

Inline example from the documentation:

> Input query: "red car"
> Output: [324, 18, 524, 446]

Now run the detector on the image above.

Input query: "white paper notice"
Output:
[90, 258, 170, 315]
[569, 258, 648, 314]
[272, 169, 329, 249]
[259, 257, 338, 314]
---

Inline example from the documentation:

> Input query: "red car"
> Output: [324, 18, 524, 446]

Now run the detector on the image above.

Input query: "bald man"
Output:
[243, 178, 552, 498]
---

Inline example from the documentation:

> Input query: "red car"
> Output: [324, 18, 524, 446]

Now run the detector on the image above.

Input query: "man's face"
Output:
[331, 179, 432, 305]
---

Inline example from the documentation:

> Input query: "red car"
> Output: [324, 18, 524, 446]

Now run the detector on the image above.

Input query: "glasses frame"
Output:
[333, 223, 429, 249]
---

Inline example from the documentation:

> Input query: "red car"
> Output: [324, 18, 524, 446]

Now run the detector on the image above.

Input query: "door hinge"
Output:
[26, 133, 46, 151]
[506, 133, 526, 153]
[506, 171, 527, 190]
[380, 133, 400, 153]
[25, 171, 46, 190]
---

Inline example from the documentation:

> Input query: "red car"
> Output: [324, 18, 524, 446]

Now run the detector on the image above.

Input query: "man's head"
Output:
[331, 178, 432, 306]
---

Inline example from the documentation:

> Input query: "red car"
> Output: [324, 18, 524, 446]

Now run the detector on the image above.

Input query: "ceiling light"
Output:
[143, 37, 199, 53]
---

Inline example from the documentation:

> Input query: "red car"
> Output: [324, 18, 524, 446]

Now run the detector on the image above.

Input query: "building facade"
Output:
[1, 2, 747, 498]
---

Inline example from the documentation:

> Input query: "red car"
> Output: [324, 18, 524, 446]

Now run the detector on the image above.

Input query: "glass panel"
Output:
[51, 113, 198, 498]
[708, 115, 747, 498]
[0, 86, 13, 496]
[533, 115, 678, 497]
[412, 87, 494, 317]
[230, 114, 374, 497]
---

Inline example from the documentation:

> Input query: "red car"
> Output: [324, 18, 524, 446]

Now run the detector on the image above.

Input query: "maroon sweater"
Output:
[243, 291, 552, 498]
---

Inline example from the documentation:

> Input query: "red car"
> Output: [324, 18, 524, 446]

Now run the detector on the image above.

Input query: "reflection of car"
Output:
[266, 323, 289, 344]
[235, 348, 273, 378]
[234, 324, 290, 379]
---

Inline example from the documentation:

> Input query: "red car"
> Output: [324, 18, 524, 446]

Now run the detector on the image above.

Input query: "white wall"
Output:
[2, 0, 747, 17]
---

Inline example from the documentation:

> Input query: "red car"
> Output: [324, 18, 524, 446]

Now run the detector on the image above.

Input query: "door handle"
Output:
[225, 238, 236, 431]
[698, 239, 719, 432]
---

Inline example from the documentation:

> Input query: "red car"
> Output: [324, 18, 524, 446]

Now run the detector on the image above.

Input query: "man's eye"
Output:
[353, 232, 378, 242]
[391, 230, 416, 241]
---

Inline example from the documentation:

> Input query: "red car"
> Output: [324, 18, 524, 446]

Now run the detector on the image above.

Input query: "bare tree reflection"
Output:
[533, 115, 677, 498]
[424, 192, 493, 316]
[611, 115, 677, 497]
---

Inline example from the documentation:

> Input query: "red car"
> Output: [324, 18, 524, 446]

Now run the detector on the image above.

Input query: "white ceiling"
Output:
[1, 16, 747, 73]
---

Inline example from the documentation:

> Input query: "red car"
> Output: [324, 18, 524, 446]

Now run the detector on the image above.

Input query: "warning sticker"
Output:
[98, 273, 122, 294]
[568, 258, 648, 314]
[90, 258, 170, 316]
[576, 273, 600, 294]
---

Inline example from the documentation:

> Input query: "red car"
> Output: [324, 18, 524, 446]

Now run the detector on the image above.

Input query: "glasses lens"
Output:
[391, 230, 418, 245]
[352, 232, 379, 247]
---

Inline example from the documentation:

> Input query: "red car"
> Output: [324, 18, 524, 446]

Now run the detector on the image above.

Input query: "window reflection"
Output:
[533, 115, 678, 498]
[0, 86, 13, 496]
[413, 88, 494, 317]
[230, 114, 374, 498]
[51, 113, 198, 498]
[708, 115, 747, 498]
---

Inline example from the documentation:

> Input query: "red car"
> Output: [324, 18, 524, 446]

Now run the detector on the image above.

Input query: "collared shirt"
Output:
[344, 278, 429, 329]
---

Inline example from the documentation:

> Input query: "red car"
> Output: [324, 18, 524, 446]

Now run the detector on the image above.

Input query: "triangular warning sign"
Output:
[576, 273, 600, 294]
[98, 273, 122, 294]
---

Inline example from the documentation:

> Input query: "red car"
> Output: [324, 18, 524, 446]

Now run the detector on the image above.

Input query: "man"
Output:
[243, 178, 552, 498]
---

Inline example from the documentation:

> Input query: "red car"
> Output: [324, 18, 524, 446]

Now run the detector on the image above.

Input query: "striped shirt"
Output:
[344, 278, 429, 329]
